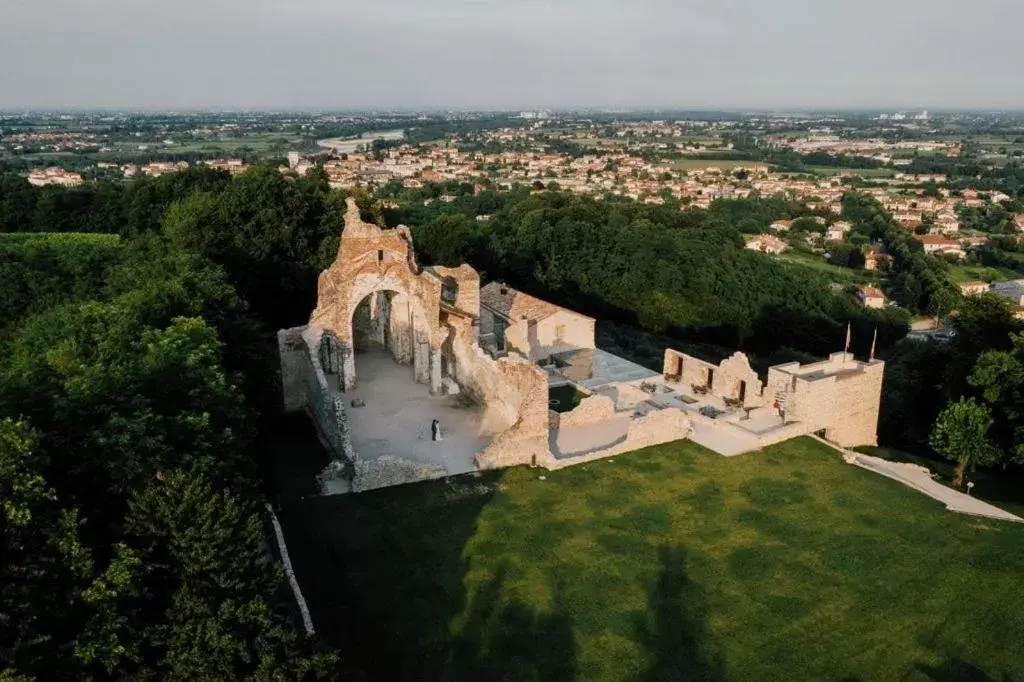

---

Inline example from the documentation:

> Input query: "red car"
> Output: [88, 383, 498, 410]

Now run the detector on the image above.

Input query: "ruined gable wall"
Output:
[713, 352, 765, 406]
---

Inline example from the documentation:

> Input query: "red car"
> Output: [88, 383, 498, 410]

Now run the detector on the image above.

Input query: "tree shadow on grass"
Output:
[915, 658, 995, 682]
[635, 546, 723, 682]
[443, 567, 577, 682]
[278, 471, 506, 681]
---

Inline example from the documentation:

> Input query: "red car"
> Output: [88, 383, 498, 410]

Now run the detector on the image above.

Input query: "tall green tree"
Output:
[969, 331, 1024, 467]
[930, 397, 1000, 488]
[124, 470, 337, 680]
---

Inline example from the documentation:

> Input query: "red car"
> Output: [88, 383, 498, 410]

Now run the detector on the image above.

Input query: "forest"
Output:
[3, 164, 1024, 679]
[381, 183, 910, 361]
[0, 169, 342, 680]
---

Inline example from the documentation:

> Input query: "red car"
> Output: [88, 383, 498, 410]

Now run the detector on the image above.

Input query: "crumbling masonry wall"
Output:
[545, 408, 693, 470]
[277, 325, 356, 463]
[663, 349, 766, 407]
[550, 394, 617, 430]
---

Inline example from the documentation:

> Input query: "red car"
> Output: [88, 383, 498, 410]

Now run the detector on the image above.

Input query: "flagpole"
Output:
[844, 323, 851, 362]
[869, 327, 878, 361]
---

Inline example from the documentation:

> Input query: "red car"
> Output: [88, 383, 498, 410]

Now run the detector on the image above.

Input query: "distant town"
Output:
[7, 109, 1024, 321]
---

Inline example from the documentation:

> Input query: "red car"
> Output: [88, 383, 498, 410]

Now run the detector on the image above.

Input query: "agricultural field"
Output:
[802, 165, 896, 178]
[107, 132, 315, 156]
[946, 263, 1022, 284]
[275, 433, 1024, 681]
[670, 157, 760, 171]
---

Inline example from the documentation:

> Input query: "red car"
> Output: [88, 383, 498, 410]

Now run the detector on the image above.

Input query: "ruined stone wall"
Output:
[443, 315, 550, 470]
[385, 292, 415, 364]
[503, 318, 533, 359]
[429, 265, 481, 316]
[755, 421, 815, 448]
[352, 456, 447, 492]
[545, 408, 692, 470]
[716, 352, 766, 406]
[299, 326, 356, 462]
[278, 327, 309, 413]
[308, 199, 452, 393]
[552, 394, 616, 429]
[663, 350, 716, 393]
[663, 349, 766, 407]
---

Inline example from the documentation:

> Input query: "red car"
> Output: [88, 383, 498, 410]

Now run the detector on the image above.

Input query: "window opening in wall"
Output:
[377, 249, 384, 262]
[494, 316, 507, 351]
[441, 277, 459, 305]
[555, 324, 566, 342]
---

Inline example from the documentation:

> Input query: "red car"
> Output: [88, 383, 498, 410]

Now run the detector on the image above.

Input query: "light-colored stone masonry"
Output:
[665, 349, 883, 449]
[551, 394, 616, 430]
[276, 197, 885, 492]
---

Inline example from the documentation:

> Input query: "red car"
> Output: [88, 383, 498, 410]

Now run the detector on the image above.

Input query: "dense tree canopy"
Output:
[393, 189, 908, 358]
[0, 226, 334, 679]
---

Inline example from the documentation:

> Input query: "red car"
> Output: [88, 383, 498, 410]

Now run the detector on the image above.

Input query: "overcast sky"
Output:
[2, 0, 1021, 110]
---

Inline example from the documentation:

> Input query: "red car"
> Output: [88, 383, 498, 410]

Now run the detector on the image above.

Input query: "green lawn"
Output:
[0, 232, 120, 247]
[947, 264, 1023, 284]
[802, 166, 896, 178]
[277, 436, 1024, 681]
[859, 445, 1024, 518]
[776, 251, 875, 283]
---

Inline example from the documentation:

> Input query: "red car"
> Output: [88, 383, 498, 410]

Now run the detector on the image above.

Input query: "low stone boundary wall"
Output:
[544, 408, 692, 470]
[756, 421, 814, 448]
[352, 455, 447, 492]
[265, 503, 315, 635]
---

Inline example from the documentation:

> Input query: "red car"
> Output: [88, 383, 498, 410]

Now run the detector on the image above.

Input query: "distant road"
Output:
[316, 129, 405, 154]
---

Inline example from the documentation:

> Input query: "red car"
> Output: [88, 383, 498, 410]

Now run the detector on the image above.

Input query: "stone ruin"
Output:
[278, 198, 883, 493]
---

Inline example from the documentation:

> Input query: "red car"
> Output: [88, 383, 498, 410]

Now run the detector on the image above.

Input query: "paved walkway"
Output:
[689, 421, 761, 457]
[844, 449, 1022, 523]
[344, 350, 491, 476]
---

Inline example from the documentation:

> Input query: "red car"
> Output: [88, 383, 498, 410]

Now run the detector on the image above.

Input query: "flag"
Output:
[870, 327, 878, 361]
[844, 323, 851, 354]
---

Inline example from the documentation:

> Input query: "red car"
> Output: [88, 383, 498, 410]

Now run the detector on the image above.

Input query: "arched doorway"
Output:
[317, 329, 342, 389]
[346, 288, 434, 391]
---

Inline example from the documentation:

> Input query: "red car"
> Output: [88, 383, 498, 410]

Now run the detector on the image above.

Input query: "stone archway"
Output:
[343, 284, 438, 393]
[308, 198, 472, 397]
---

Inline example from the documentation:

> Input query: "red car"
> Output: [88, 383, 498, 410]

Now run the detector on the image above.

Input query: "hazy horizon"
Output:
[2, 0, 1022, 111]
